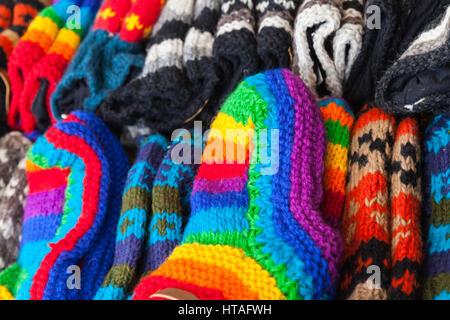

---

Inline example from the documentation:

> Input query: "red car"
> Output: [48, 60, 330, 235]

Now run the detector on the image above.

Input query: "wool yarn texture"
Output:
[95, 134, 168, 300]
[318, 97, 354, 229]
[50, 0, 165, 120]
[131, 69, 343, 300]
[7, 0, 80, 130]
[0, 111, 128, 300]
[0, 0, 13, 32]
[254, 0, 299, 69]
[0, 131, 31, 272]
[18, 0, 102, 134]
[375, 4, 450, 114]
[422, 114, 449, 300]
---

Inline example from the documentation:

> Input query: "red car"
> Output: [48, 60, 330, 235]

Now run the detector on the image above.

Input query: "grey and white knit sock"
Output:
[292, 0, 342, 98]
[333, 0, 365, 83]
[254, 0, 300, 69]
[375, 5, 450, 114]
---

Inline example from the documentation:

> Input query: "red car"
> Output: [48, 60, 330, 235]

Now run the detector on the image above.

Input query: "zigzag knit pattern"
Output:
[339, 107, 395, 300]
[389, 117, 423, 300]
[95, 134, 168, 300]
[7, 0, 79, 129]
[423, 114, 449, 300]
[132, 69, 343, 300]
[19, 0, 102, 134]
[0, 111, 127, 300]
[318, 97, 354, 229]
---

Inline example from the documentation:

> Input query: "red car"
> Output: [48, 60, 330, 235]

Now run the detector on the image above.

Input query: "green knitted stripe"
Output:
[324, 119, 350, 147]
[40, 7, 65, 29]
[423, 273, 450, 300]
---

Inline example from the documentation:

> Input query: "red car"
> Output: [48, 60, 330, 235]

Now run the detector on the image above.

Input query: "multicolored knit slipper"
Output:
[51, 0, 164, 119]
[19, 0, 102, 134]
[318, 97, 354, 229]
[423, 114, 449, 300]
[339, 106, 395, 300]
[95, 134, 168, 300]
[389, 117, 423, 300]
[131, 69, 343, 300]
[7, 0, 81, 129]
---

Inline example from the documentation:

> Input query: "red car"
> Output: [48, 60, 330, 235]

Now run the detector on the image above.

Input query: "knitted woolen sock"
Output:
[333, 0, 365, 83]
[422, 114, 449, 300]
[132, 69, 342, 300]
[0, 0, 13, 32]
[51, 0, 164, 119]
[254, 0, 299, 69]
[292, 0, 342, 98]
[318, 97, 354, 229]
[389, 117, 423, 300]
[141, 130, 201, 278]
[375, 5, 450, 114]
[343, 0, 401, 110]
[95, 134, 168, 300]
[0, 0, 51, 69]
[98, 0, 196, 133]
[19, 0, 102, 134]
[339, 107, 395, 300]
[7, 0, 81, 129]
[0, 132, 31, 272]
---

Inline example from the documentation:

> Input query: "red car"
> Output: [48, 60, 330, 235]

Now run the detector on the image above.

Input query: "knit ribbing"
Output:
[339, 107, 395, 300]
[422, 114, 449, 300]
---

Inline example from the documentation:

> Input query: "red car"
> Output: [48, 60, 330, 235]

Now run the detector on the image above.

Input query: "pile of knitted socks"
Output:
[0, 110, 128, 300]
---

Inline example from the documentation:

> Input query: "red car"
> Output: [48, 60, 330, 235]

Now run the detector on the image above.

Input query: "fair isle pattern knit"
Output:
[375, 5, 450, 114]
[0, 131, 32, 272]
[339, 107, 395, 300]
[333, 0, 364, 82]
[389, 117, 423, 300]
[143, 131, 201, 276]
[0, 111, 127, 300]
[423, 114, 449, 300]
[318, 97, 354, 229]
[254, 0, 299, 69]
[19, 0, 102, 134]
[292, 0, 342, 98]
[7, 0, 80, 129]
[95, 134, 168, 300]
[132, 69, 343, 300]
[51, 0, 165, 120]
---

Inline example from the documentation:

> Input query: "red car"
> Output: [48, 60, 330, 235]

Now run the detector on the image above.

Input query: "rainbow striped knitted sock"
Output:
[132, 69, 342, 300]
[19, 0, 102, 134]
[95, 134, 168, 300]
[339, 107, 395, 300]
[0, 111, 127, 300]
[318, 97, 354, 229]
[7, 0, 80, 129]
[423, 114, 449, 300]
[51, 0, 165, 119]
[389, 117, 423, 300]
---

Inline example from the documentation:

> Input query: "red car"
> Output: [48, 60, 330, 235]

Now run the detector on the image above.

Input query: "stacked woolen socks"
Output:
[375, 4, 450, 114]
[0, 131, 31, 272]
[339, 107, 394, 300]
[318, 97, 354, 229]
[18, 0, 102, 134]
[389, 118, 423, 300]
[95, 134, 168, 300]
[131, 69, 343, 300]
[50, 0, 165, 120]
[423, 114, 449, 300]
[0, 111, 127, 300]
[7, 0, 79, 129]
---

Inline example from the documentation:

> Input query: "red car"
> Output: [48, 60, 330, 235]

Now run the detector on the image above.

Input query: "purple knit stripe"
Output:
[111, 234, 143, 268]
[426, 145, 449, 176]
[143, 239, 178, 273]
[282, 69, 341, 284]
[426, 250, 450, 276]
[23, 186, 67, 221]
[193, 175, 248, 195]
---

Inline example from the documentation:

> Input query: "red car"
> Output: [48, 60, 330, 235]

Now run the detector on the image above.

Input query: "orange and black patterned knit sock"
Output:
[0, 0, 13, 32]
[389, 117, 423, 300]
[339, 106, 395, 300]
